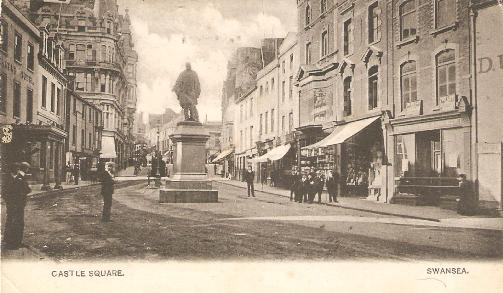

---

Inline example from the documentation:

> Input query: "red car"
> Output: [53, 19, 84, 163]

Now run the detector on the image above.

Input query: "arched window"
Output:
[343, 76, 352, 116]
[368, 66, 379, 110]
[400, 61, 417, 109]
[305, 4, 311, 25]
[399, 0, 417, 40]
[436, 49, 456, 104]
[321, 0, 327, 14]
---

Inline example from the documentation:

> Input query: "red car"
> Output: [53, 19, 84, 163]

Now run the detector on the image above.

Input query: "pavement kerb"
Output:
[215, 180, 441, 222]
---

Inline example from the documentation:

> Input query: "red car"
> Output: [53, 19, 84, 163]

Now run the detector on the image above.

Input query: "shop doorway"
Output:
[415, 130, 441, 177]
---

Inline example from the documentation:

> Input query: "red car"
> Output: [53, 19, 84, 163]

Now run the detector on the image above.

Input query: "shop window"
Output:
[50, 83, 55, 112]
[1, 23, 8, 52]
[435, 0, 456, 29]
[42, 75, 47, 108]
[395, 134, 415, 177]
[368, 2, 381, 44]
[368, 66, 379, 110]
[436, 49, 456, 104]
[14, 33, 22, 62]
[321, 30, 329, 57]
[305, 42, 312, 64]
[400, 0, 417, 40]
[305, 4, 311, 26]
[343, 19, 353, 56]
[343, 76, 352, 116]
[13, 81, 21, 118]
[321, 0, 327, 14]
[400, 61, 417, 110]
[0, 73, 6, 112]
[27, 43, 34, 70]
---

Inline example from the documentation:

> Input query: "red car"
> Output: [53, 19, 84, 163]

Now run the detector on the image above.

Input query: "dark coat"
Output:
[326, 176, 339, 193]
[101, 171, 115, 195]
[3, 173, 31, 206]
[244, 170, 255, 184]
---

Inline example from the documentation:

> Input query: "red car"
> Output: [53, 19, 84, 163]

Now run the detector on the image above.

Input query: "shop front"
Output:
[388, 104, 472, 206]
[250, 143, 292, 187]
[211, 148, 234, 178]
[302, 116, 385, 199]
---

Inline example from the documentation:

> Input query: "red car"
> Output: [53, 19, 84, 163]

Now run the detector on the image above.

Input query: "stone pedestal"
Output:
[159, 121, 218, 203]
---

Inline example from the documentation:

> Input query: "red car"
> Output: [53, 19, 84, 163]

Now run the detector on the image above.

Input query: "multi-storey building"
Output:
[65, 88, 102, 180]
[234, 87, 257, 180]
[297, 0, 390, 200]
[28, 0, 137, 170]
[1, 0, 69, 189]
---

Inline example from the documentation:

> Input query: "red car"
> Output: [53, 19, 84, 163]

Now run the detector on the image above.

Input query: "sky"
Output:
[116, 0, 298, 122]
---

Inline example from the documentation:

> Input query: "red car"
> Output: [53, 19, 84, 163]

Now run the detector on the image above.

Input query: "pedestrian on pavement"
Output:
[306, 171, 317, 203]
[245, 166, 255, 197]
[2, 162, 32, 250]
[295, 173, 308, 203]
[289, 169, 300, 201]
[326, 170, 339, 203]
[457, 174, 477, 215]
[101, 162, 115, 222]
[73, 162, 80, 185]
[65, 162, 72, 184]
[315, 170, 325, 203]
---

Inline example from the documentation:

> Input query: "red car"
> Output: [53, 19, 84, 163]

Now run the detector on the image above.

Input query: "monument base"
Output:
[158, 121, 218, 203]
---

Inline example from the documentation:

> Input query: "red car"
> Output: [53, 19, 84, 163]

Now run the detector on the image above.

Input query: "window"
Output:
[73, 97, 77, 113]
[101, 44, 106, 61]
[282, 80, 286, 102]
[56, 88, 61, 115]
[72, 125, 77, 145]
[240, 104, 243, 122]
[260, 85, 263, 96]
[343, 77, 352, 116]
[101, 74, 106, 92]
[26, 88, 33, 122]
[400, 0, 417, 40]
[78, 20, 86, 32]
[1, 23, 8, 51]
[259, 114, 263, 135]
[368, 66, 379, 110]
[42, 75, 47, 108]
[0, 73, 6, 112]
[435, 0, 456, 28]
[436, 49, 456, 103]
[282, 60, 286, 73]
[320, 30, 328, 58]
[400, 61, 418, 109]
[343, 19, 353, 55]
[290, 54, 294, 70]
[250, 97, 253, 117]
[13, 81, 21, 118]
[240, 130, 243, 148]
[81, 129, 85, 149]
[289, 76, 293, 99]
[86, 44, 93, 61]
[50, 83, 55, 112]
[76, 44, 85, 61]
[250, 126, 253, 147]
[49, 142, 53, 169]
[69, 44, 75, 60]
[305, 42, 312, 64]
[271, 78, 275, 91]
[368, 2, 381, 43]
[14, 33, 22, 62]
[27, 43, 34, 70]
[265, 82, 269, 94]
[86, 73, 92, 91]
[271, 109, 275, 132]
[48, 40, 53, 61]
[305, 4, 311, 26]
[76, 73, 85, 91]
[289, 112, 293, 132]
[265, 111, 268, 134]
[281, 115, 285, 133]
[321, 0, 327, 14]
[89, 133, 92, 149]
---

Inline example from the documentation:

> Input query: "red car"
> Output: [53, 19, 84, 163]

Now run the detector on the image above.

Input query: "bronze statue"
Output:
[173, 63, 201, 122]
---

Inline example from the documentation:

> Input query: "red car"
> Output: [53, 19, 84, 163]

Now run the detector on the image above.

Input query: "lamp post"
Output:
[155, 126, 161, 187]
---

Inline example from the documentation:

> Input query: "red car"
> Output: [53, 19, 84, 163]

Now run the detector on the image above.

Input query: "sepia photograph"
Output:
[1, 0, 502, 292]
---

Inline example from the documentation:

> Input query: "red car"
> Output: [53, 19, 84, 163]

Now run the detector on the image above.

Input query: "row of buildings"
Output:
[1, 0, 138, 188]
[218, 0, 502, 211]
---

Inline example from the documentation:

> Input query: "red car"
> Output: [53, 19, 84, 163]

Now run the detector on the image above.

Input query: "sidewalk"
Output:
[30, 180, 98, 197]
[217, 180, 501, 222]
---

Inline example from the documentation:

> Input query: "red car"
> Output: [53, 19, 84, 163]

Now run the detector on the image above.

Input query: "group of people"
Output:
[289, 167, 340, 204]
[64, 162, 81, 185]
[2, 161, 116, 250]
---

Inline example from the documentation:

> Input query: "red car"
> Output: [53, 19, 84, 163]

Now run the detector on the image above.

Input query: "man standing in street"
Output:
[101, 162, 115, 222]
[289, 168, 299, 201]
[2, 162, 32, 250]
[315, 170, 325, 204]
[73, 162, 80, 185]
[245, 166, 255, 197]
[326, 170, 339, 203]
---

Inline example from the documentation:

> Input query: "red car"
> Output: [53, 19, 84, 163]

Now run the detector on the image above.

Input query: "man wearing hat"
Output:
[101, 162, 116, 222]
[2, 162, 32, 249]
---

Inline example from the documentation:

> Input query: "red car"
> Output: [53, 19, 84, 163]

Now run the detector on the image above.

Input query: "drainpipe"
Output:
[469, 7, 479, 201]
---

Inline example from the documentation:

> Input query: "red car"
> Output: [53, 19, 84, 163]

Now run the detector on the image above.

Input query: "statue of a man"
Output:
[173, 62, 201, 122]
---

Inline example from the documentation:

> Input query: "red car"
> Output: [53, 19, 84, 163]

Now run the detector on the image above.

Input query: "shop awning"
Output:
[303, 116, 380, 149]
[212, 148, 234, 163]
[100, 136, 117, 159]
[250, 144, 291, 163]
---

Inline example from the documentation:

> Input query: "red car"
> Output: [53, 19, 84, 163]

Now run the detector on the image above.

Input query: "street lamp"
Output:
[155, 126, 161, 187]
